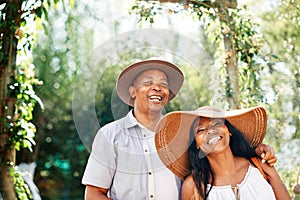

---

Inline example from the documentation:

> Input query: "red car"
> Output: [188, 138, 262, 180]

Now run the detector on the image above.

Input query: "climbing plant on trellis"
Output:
[131, 0, 265, 109]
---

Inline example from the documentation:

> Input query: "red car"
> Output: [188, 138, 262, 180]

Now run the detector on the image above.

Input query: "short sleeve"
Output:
[81, 129, 116, 188]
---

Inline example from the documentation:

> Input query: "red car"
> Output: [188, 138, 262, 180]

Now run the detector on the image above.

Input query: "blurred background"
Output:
[0, 0, 299, 199]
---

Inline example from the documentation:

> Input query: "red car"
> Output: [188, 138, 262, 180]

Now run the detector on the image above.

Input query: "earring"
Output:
[229, 132, 232, 136]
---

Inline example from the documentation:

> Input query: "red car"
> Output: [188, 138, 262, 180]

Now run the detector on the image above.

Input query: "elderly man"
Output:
[82, 59, 277, 200]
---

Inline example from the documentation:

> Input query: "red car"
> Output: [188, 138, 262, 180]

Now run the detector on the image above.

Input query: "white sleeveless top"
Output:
[206, 165, 276, 200]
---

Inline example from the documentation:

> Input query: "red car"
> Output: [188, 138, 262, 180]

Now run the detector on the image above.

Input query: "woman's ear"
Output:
[129, 85, 136, 99]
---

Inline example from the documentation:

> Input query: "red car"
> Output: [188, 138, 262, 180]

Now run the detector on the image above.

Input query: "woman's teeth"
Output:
[208, 136, 222, 145]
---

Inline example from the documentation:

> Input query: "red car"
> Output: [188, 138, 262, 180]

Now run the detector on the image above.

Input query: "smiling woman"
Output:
[192, 117, 230, 155]
[155, 106, 291, 200]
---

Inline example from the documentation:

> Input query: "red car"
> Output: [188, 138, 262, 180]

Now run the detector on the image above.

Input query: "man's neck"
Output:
[133, 109, 162, 131]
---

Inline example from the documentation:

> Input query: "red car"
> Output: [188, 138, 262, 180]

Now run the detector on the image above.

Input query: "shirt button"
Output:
[143, 134, 146, 137]
[145, 149, 148, 153]
[148, 172, 152, 175]
[150, 195, 154, 198]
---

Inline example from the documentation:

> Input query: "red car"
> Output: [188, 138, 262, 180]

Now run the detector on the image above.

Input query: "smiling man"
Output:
[128, 69, 170, 130]
[81, 59, 184, 200]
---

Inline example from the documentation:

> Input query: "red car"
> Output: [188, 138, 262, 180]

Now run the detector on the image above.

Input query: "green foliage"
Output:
[0, 0, 49, 155]
[30, 1, 94, 198]
[131, 1, 178, 22]
[10, 167, 33, 200]
[130, 1, 161, 23]
[8, 69, 44, 152]
[259, 0, 300, 137]
[131, 1, 265, 108]
[257, 0, 300, 195]
[0, 0, 62, 198]
[194, 5, 265, 107]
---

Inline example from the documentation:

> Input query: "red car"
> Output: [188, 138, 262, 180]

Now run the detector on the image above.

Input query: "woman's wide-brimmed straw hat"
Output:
[116, 59, 184, 106]
[155, 106, 267, 179]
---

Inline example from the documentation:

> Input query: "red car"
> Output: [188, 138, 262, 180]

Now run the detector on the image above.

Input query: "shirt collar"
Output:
[125, 110, 163, 131]
[124, 109, 139, 129]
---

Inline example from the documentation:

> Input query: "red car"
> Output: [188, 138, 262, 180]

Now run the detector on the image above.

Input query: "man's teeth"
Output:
[208, 136, 222, 145]
[149, 96, 162, 101]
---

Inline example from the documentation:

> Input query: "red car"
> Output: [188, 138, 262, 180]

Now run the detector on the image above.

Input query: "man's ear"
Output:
[129, 85, 136, 99]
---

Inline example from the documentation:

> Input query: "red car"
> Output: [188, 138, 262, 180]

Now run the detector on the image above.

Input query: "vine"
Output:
[131, 0, 265, 108]
[0, 0, 51, 198]
[8, 65, 44, 151]
[10, 167, 33, 200]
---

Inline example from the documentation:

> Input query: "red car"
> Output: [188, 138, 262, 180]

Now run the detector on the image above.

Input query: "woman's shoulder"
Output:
[183, 175, 194, 187]
[182, 175, 196, 200]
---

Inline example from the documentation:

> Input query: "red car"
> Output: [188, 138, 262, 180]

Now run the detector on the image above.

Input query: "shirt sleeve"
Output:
[82, 129, 116, 188]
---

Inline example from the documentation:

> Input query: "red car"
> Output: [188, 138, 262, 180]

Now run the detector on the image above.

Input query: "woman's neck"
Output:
[207, 151, 249, 186]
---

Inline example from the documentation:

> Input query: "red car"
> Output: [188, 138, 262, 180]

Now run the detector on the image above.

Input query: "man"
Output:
[82, 59, 277, 200]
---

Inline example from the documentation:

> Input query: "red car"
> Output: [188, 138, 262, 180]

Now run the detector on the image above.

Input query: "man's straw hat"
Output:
[116, 59, 184, 106]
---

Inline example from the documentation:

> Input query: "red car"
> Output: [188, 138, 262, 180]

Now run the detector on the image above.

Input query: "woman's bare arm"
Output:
[182, 175, 202, 200]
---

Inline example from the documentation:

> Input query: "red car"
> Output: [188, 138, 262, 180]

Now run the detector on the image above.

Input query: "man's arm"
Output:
[85, 185, 112, 200]
[260, 162, 291, 200]
[255, 144, 277, 166]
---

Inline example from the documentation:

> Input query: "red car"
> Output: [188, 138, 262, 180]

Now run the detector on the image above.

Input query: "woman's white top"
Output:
[207, 165, 276, 200]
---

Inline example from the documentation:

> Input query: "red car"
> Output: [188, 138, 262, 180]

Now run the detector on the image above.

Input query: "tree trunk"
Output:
[0, 1, 23, 199]
[223, 34, 239, 108]
[218, 7, 239, 109]
[156, 0, 240, 108]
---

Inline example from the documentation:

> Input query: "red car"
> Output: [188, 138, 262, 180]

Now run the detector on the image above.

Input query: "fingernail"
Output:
[262, 159, 265, 163]
[261, 153, 265, 158]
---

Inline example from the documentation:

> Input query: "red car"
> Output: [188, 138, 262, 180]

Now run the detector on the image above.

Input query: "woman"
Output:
[155, 106, 290, 200]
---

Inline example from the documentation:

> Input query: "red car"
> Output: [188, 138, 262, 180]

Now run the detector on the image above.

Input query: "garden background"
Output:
[0, 0, 299, 199]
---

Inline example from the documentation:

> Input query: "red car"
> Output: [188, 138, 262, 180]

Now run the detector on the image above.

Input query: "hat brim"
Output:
[155, 106, 267, 179]
[116, 59, 184, 106]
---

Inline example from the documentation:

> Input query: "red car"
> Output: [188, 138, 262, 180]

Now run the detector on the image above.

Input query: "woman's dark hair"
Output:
[188, 118, 259, 200]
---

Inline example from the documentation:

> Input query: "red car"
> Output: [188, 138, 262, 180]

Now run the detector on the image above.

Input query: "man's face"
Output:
[129, 69, 170, 113]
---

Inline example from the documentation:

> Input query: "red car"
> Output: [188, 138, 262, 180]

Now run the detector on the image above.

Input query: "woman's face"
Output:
[193, 117, 231, 155]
